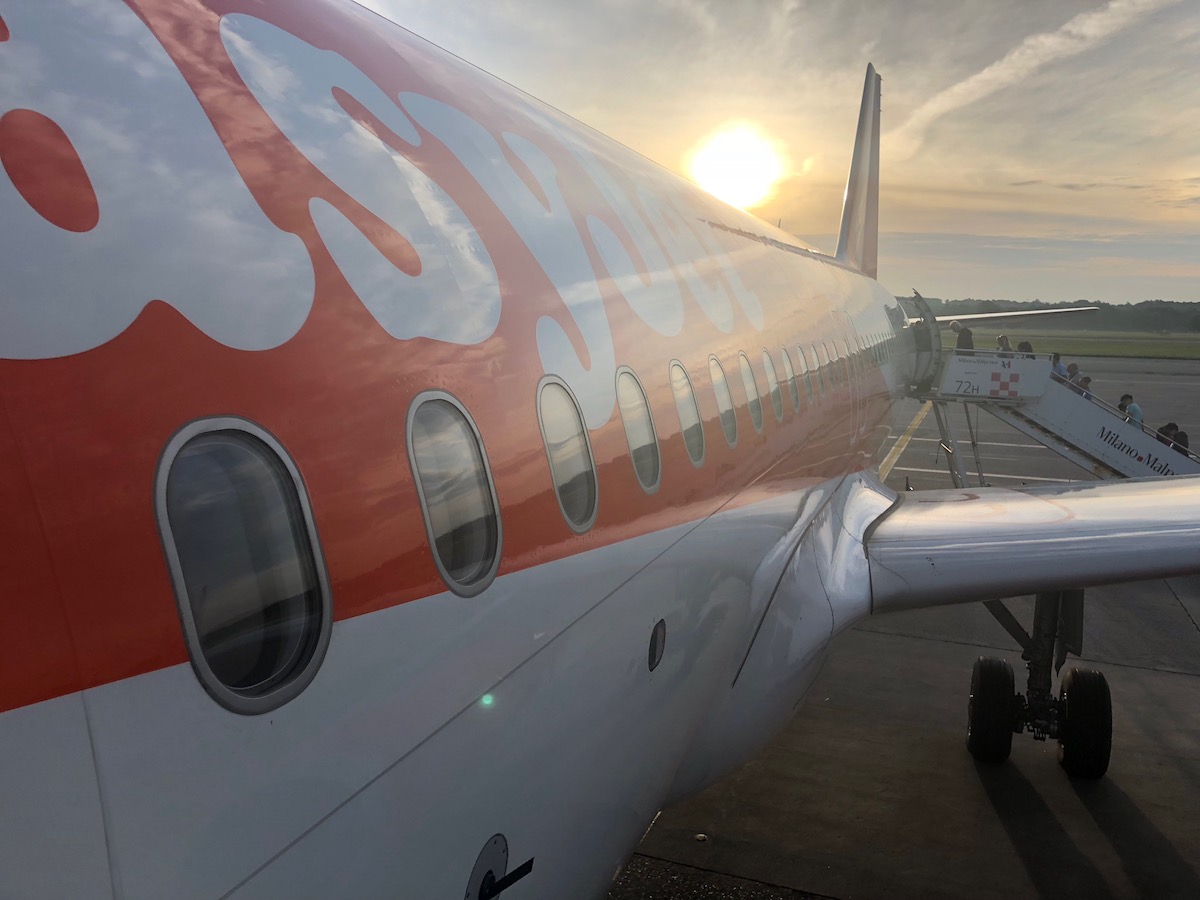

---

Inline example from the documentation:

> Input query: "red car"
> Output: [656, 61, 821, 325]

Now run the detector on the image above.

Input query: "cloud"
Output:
[1160, 195, 1200, 207]
[889, 0, 1181, 158]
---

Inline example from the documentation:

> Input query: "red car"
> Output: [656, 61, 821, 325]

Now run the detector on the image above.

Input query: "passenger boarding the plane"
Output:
[996, 334, 1014, 357]
[1157, 422, 1179, 445]
[1121, 394, 1143, 424]
[949, 320, 973, 354]
[1051, 353, 1069, 379]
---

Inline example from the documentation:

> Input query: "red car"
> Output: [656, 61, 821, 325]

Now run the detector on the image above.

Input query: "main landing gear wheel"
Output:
[1057, 667, 1112, 779]
[967, 656, 1015, 764]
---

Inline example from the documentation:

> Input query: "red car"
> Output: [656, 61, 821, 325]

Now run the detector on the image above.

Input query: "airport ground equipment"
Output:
[913, 349, 1200, 488]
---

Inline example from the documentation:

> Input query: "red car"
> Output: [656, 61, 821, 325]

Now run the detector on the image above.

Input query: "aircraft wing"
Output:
[867, 475, 1200, 612]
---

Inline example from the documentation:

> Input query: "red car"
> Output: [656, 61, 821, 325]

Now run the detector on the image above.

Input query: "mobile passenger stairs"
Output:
[906, 342, 1200, 778]
[917, 349, 1200, 488]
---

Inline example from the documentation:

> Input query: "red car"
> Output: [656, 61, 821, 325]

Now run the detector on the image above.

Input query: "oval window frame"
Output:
[615, 366, 662, 495]
[780, 347, 800, 412]
[761, 349, 784, 422]
[407, 390, 504, 598]
[669, 360, 706, 468]
[738, 352, 764, 433]
[536, 375, 600, 534]
[708, 355, 739, 448]
[155, 417, 334, 716]
[797, 345, 814, 404]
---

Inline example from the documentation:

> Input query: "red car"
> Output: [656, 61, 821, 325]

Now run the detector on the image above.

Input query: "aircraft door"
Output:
[901, 293, 941, 392]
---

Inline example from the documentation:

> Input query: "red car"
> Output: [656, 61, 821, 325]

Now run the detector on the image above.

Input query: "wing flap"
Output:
[868, 476, 1200, 612]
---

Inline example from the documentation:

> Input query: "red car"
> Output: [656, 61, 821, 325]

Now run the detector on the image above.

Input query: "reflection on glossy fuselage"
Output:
[0, 2, 916, 898]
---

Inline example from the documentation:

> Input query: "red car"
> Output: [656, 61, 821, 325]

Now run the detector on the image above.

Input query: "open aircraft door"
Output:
[900, 292, 941, 393]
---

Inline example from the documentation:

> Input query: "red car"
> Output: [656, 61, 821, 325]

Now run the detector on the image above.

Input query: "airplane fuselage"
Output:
[0, 2, 915, 896]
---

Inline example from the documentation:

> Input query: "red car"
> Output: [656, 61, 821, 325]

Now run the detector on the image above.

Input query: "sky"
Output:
[360, 0, 1199, 304]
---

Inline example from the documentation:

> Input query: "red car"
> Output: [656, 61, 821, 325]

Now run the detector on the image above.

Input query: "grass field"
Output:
[940, 328, 1200, 359]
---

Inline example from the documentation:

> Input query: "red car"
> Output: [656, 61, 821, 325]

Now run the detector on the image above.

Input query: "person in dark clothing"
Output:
[1158, 422, 1179, 445]
[1173, 432, 1189, 454]
[1017, 340, 1034, 358]
[950, 321, 973, 354]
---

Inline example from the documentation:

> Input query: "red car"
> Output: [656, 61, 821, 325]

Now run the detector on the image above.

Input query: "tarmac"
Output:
[609, 356, 1200, 899]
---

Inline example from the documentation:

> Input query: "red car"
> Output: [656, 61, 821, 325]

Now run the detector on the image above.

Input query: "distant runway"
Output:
[610, 357, 1200, 900]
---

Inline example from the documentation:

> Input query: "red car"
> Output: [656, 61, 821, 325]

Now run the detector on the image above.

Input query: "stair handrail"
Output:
[1048, 372, 1200, 464]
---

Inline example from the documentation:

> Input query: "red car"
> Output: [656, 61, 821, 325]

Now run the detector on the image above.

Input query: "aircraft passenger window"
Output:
[824, 342, 840, 387]
[670, 362, 705, 467]
[538, 379, 598, 532]
[797, 346, 814, 404]
[708, 356, 738, 447]
[158, 422, 331, 714]
[738, 352, 763, 432]
[617, 369, 661, 493]
[761, 350, 784, 421]
[409, 394, 503, 596]
[814, 343, 828, 395]
[780, 348, 800, 411]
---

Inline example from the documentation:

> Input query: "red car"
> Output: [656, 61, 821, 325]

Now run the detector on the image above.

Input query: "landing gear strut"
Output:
[965, 590, 1111, 778]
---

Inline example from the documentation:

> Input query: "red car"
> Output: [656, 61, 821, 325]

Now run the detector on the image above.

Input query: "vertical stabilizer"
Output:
[835, 64, 881, 279]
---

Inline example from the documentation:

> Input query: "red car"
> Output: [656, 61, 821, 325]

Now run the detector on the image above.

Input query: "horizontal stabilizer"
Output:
[868, 476, 1200, 612]
[835, 64, 881, 279]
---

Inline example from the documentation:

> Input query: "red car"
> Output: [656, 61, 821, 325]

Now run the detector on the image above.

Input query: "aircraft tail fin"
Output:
[835, 64, 881, 279]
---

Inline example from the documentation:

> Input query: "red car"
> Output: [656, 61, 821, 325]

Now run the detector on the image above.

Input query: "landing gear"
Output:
[967, 591, 1112, 779]
[1057, 667, 1112, 779]
[967, 657, 1015, 763]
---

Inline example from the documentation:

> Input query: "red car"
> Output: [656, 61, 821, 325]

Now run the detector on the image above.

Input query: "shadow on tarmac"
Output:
[973, 761, 1115, 900]
[1071, 778, 1200, 900]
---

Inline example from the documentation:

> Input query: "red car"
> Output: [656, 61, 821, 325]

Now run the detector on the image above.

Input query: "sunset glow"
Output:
[686, 124, 786, 210]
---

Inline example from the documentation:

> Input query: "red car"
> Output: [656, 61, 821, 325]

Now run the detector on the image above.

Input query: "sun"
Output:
[686, 123, 787, 210]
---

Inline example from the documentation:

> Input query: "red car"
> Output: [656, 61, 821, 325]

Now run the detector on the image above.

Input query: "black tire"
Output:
[967, 656, 1015, 764]
[1057, 667, 1112, 779]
